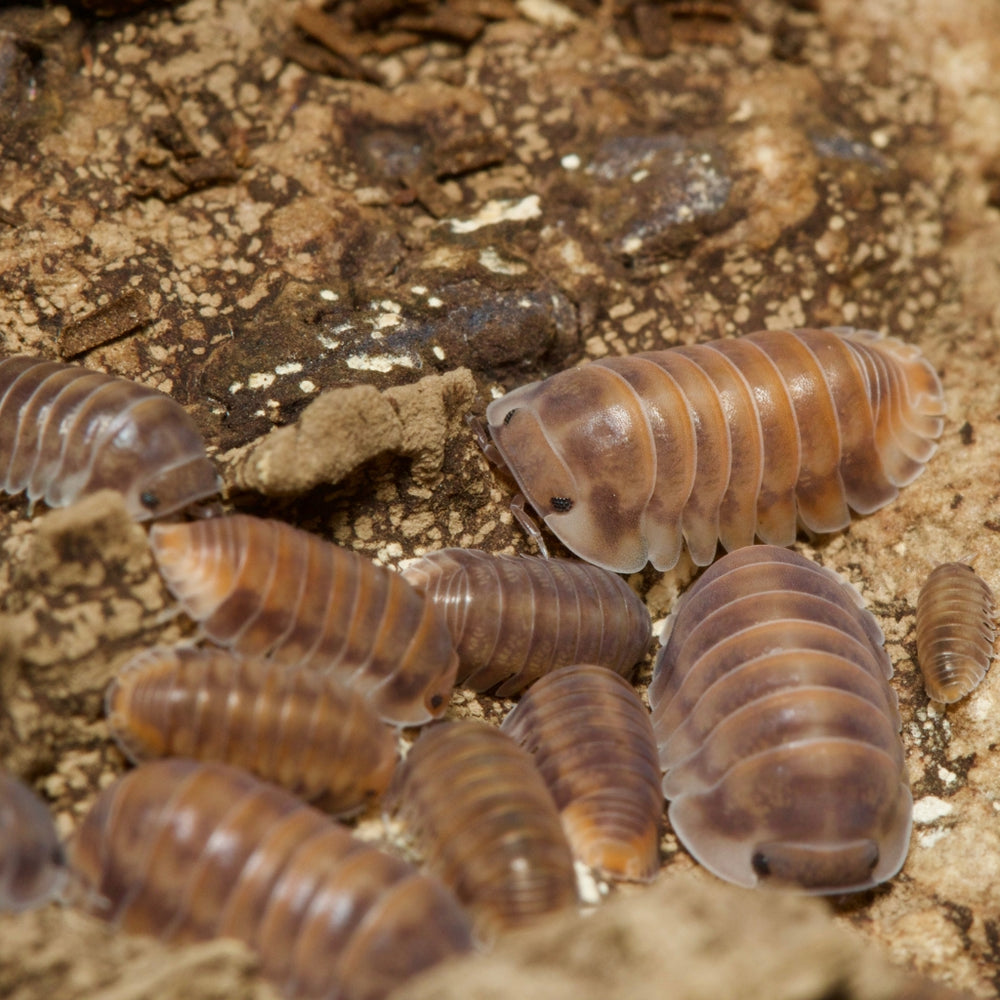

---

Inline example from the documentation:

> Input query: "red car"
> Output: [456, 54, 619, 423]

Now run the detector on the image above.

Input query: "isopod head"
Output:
[92, 399, 222, 520]
[486, 368, 652, 573]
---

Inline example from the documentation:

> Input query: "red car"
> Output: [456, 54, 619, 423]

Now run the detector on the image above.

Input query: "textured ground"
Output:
[1, 0, 999, 997]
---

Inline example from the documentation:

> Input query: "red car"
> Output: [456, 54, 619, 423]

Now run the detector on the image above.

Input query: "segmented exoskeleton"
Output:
[650, 545, 911, 894]
[486, 328, 945, 572]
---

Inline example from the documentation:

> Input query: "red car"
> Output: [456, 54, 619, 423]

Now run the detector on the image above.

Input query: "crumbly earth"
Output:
[1, 0, 999, 997]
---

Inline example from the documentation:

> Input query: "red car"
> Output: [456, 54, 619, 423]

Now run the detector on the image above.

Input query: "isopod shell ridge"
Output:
[649, 544, 911, 894]
[148, 514, 459, 726]
[486, 328, 945, 572]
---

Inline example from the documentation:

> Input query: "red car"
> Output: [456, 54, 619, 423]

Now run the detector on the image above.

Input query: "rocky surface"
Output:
[1, 0, 999, 997]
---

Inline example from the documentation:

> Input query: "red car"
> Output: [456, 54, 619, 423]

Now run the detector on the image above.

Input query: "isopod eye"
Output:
[751, 851, 771, 878]
[429, 693, 444, 710]
[503, 408, 519, 426]
[550, 496, 574, 513]
[140, 490, 160, 510]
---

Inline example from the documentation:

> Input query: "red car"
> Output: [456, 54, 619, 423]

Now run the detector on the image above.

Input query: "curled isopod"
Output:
[485, 327, 945, 572]
[68, 759, 473, 1000]
[148, 514, 459, 726]
[386, 720, 577, 935]
[0, 356, 220, 520]
[401, 549, 651, 695]
[0, 770, 67, 912]
[501, 664, 662, 881]
[915, 562, 996, 703]
[106, 646, 398, 814]
[649, 544, 911, 894]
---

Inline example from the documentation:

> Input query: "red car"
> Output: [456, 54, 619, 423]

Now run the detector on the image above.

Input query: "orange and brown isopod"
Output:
[485, 327, 945, 572]
[501, 664, 662, 881]
[915, 562, 996, 703]
[386, 720, 577, 935]
[1, 770, 67, 912]
[105, 646, 398, 814]
[649, 544, 911, 894]
[401, 549, 651, 695]
[0, 356, 220, 520]
[148, 514, 459, 726]
[68, 758, 473, 1000]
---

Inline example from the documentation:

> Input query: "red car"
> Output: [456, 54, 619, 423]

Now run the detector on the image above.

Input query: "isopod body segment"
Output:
[649, 544, 911, 894]
[148, 514, 459, 726]
[915, 562, 995, 703]
[105, 647, 398, 814]
[68, 759, 473, 1000]
[386, 720, 577, 935]
[0, 356, 220, 520]
[0, 770, 67, 912]
[501, 664, 662, 881]
[401, 548, 651, 695]
[485, 327, 945, 573]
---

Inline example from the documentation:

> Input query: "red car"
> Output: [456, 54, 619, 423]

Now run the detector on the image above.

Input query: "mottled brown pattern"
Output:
[650, 545, 910, 894]
[501, 665, 662, 882]
[68, 759, 473, 1000]
[106, 646, 398, 814]
[386, 720, 577, 936]
[915, 563, 995, 703]
[149, 514, 458, 725]
[401, 548, 651, 694]
[486, 328, 945, 573]
[0, 357, 219, 520]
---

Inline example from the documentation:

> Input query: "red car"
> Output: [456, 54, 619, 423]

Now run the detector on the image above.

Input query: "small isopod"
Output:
[386, 720, 577, 935]
[0, 356, 220, 520]
[148, 514, 459, 726]
[68, 759, 473, 1000]
[649, 544, 911, 894]
[501, 664, 663, 882]
[0, 770, 67, 912]
[915, 562, 996, 703]
[105, 647, 398, 814]
[401, 549, 651, 695]
[485, 327, 945, 572]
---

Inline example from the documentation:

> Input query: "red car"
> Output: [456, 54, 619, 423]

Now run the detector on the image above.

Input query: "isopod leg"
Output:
[466, 414, 506, 467]
[511, 493, 550, 559]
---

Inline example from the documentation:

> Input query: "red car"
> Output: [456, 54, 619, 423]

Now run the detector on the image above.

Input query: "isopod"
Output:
[148, 514, 459, 726]
[501, 664, 662, 881]
[105, 646, 398, 814]
[915, 562, 995, 703]
[0, 356, 220, 520]
[68, 759, 473, 1000]
[485, 327, 945, 572]
[0, 770, 67, 912]
[386, 720, 577, 935]
[400, 548, 651, 695]
[649, 544, 911, 894]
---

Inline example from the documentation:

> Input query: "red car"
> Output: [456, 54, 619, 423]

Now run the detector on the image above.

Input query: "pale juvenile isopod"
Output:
[68, 759, 473, 1000]
[0, 770, 67, 912]
[0, 356, 220, 520]
[649, 544, 911, 894]
[501, 664, 663, 881]
[105, 647, 398, 814]
[148, 514, 459, 726]
[485, 327, 945, 573]
[400, 549, 651, 695]
[915, 562, 996, 703]
[386, 720, 577, 935]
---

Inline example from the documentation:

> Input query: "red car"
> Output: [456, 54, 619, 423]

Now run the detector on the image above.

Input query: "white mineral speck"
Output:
[913, 795, 953, 824]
